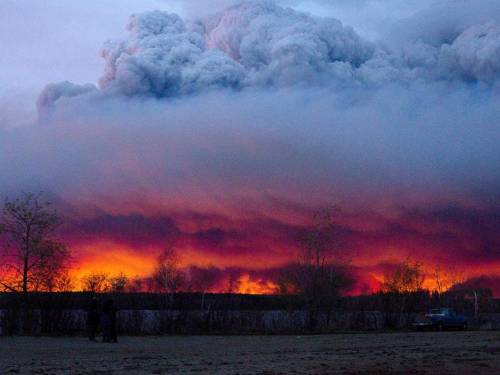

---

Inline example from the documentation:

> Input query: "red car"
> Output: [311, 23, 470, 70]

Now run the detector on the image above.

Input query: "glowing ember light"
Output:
[235, 274, 278, 295]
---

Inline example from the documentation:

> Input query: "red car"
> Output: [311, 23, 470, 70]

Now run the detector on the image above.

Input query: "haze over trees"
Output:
[0, 192, 493, 314]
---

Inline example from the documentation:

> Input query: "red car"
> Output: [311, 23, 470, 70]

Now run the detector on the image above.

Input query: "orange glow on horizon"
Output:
[235, 274, 278, 295]
[181, 247, 287, 270]
[70, 242, 157, 290]
[61, 241, 500, 295]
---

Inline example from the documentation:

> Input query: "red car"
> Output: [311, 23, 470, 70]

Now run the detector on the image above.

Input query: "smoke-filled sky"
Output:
[1, 0, 500, 294]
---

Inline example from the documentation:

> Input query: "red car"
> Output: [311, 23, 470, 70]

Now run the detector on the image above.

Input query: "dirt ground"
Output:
[1, 331, 499, 374]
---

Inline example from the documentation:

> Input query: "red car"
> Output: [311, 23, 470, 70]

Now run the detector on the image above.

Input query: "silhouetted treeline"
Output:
[1, 290, 498, 335]
[344, 288, 498, 328]
[0, 290, 497, 314]
[0, 292, 307, 311]
[2, 194, 499, 335]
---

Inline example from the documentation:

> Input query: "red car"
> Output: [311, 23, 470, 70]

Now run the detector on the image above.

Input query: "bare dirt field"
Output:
[1, 331, 499, 374]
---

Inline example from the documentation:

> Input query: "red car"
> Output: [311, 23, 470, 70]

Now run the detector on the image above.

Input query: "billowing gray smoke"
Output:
[99, 11, 245, 97]
[38, 1, 375, 107]
[38, 0, 500, 111]
[394, 21, 500, 83]
[97, 1, 374, 96]
[37, 82, 97, 112]
[195, 1, 374, 85]
[438, 22, 500, 82]
[2, 0, 499, 290]
[1, 0, 496, 218]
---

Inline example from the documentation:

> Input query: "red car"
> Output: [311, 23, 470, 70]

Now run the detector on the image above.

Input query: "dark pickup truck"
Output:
[413, 308, 468, 331]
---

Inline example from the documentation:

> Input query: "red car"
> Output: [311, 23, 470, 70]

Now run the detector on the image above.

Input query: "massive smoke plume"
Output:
[40, 1, 375, 105]
[38, 0, 500, 110]
[2, 0, 500, 294]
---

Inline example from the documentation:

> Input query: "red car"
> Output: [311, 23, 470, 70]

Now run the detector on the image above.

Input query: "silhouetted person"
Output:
[86, 297, 99, 341]
[101, 299, 118, 343]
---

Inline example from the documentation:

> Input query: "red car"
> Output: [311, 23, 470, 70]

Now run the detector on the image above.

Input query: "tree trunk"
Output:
[22, 256, 29, 294]
[473, 289, 479, 319]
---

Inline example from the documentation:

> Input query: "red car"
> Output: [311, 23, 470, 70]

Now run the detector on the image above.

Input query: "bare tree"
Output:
[54, 273, 74, 292]
[0, 193, 71, 293]
[126, 277, 145, 293]
[279, 207, 353, 328]
[153, 246, 185, 294]
[109, 273, 129, 292]
[186, 266, 219, 309]
[383, 259, 425, 295]
[432, 265, 466, 295]
[81, 273, 109, 293]
[448, 275, 486, 319]
[382, 259, 425, 326]
[226, 272, 239, 294]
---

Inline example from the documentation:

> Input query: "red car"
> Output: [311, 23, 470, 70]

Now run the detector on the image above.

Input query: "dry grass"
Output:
[1, 331, 499, 374]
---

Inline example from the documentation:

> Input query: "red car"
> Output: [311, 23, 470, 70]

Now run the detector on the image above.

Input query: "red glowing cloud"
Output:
[58, 202, 500, 296]
[1, 2, 500, 297]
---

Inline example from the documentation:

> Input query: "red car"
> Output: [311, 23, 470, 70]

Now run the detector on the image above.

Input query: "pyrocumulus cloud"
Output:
[1, 0, 499, 293]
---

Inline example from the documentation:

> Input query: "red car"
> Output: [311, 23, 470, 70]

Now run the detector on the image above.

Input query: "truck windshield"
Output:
[430, 309, 443, 314]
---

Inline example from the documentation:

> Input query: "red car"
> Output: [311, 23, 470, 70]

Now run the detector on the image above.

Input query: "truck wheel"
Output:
[437, 322, 443, 331]
[462, 323, 468, 331]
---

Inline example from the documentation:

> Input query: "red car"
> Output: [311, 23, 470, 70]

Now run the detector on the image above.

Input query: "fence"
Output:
[0, 292, 498, 335]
